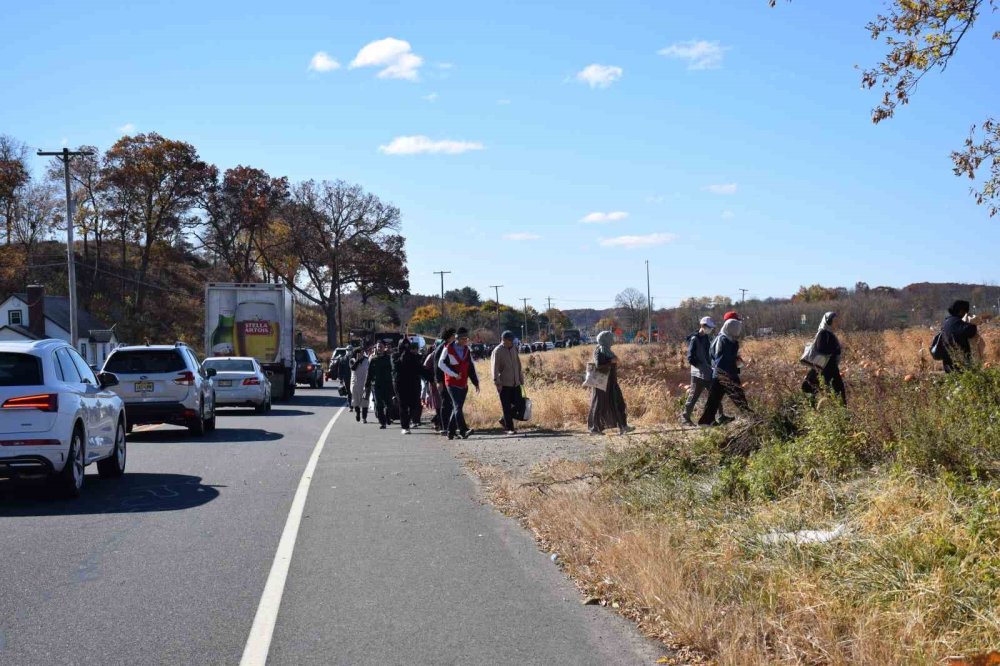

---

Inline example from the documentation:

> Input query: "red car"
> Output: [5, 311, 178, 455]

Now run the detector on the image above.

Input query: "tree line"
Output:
[0, 132, 408, 346]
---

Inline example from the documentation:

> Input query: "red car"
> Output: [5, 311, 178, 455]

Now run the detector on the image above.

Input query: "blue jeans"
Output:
[446, 386, 469, 436]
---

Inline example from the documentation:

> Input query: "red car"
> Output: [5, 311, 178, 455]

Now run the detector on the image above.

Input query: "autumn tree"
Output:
[201, 165, 289, 282]
[774, 0, 999, 216]
[12, 183, 61, 260]
[341, 233, 409, 304]
[269, 180, 402, 347]
[445, 286, 481, 306]
[0, 135, 30, 245]
[101, 133, 215, 313]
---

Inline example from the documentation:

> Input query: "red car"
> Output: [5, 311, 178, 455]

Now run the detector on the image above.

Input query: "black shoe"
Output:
[379, 424, 386, 430]
[461, 429, 474, 439]
[356, 412, 361, 422]
[715, 415, 735, 425]
[447, 433, 455, 440]
[680, 413, 694, 426]
[363, 418, 368, 424]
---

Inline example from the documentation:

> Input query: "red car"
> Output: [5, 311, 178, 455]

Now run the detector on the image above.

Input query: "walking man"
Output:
[491, 330, 524, 435]
[438, 327, 480, 440]
[392, 339, 426, 435]
[682, 316, 728, 426]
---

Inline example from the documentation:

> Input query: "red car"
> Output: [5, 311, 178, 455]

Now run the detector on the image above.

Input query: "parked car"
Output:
[0, 339, 127, 497]
[519, 344, 532, 354]
[531, 342, 545, 352]
[544, 341, 555, 351]
[203, 357, 271, 413]
[470, 343, 488, 360]
[102, 343, 217, 436]
[327, 347, 350, 381]
[294, 348, 324, 388]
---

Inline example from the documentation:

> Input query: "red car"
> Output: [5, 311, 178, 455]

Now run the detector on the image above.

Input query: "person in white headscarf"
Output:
[587, 331, 633, 435]
[801, 311, 846, 404]
[698, 316, 751, 425]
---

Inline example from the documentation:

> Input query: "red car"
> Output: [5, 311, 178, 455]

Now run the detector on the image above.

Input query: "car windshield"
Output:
[203, 359, 255, 373]
[104, 350, 186, 374]
[294, 350, 312, 362]
[0, 352, 43, 386]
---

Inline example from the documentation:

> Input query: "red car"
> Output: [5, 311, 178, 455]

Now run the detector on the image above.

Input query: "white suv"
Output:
[0, 339, 127, 498]
[102, 343, 217, 436]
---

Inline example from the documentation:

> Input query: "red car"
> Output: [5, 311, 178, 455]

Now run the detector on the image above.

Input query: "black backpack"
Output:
[929, 331, 946, 361]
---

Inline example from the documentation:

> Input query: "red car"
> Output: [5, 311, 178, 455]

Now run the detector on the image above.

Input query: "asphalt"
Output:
[0, 388, 664, 665]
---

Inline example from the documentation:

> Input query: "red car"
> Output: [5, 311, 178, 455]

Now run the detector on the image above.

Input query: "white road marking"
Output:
[240, 407, 346, 666]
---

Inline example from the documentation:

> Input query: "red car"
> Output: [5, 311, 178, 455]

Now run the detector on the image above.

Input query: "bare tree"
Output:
[615, 287, 648, 333]
[0, 135, 30, 245]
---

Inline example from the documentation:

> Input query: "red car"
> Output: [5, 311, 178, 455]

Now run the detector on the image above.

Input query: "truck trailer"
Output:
[205, 283, 296, 400]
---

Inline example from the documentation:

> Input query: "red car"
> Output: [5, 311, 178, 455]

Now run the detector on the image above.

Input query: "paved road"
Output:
[0, 388, 664, 665]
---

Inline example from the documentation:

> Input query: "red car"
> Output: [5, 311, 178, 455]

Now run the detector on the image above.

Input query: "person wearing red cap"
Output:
[723, 311, 741, 322]
[698, 317, 752, 426]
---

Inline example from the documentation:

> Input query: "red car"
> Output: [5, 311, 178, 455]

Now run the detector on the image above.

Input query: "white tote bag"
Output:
[582, 362, 610, 392]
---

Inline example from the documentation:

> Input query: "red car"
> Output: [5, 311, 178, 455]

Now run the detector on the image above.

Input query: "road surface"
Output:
[0, 389, 664, 665]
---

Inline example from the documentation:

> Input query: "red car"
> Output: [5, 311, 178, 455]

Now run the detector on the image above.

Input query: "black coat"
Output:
[812, 329, 842, 375]
[940, 315, 978, 370]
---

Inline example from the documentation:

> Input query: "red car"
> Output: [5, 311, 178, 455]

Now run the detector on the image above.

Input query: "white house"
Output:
[0, 285, 121, 367]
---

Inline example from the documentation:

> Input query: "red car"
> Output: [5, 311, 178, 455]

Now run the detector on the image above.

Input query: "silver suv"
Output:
[102, 343, 217, 436]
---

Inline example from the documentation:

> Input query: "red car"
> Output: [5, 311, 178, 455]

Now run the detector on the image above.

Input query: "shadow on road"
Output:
[128, 428, 284, 444]
[286, 394, 348, 408]
[216, 408, 316, 417]
[0, 472, 222, 516]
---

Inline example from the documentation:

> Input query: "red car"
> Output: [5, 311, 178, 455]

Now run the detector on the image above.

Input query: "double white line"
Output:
[240, 407, 346, 665]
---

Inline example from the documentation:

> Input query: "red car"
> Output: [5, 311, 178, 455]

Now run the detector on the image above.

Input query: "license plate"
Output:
[218, 380, 232, 387]
[134, 381, 154, 393]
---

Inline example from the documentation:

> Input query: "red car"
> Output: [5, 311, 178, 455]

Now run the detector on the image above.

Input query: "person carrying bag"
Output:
[800, 311, 846, 404]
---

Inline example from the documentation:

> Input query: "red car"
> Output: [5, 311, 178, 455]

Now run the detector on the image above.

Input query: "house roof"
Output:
[88, 329, 116, 343]
[13, 294, 111, 335]
[0, 324, 46, 340]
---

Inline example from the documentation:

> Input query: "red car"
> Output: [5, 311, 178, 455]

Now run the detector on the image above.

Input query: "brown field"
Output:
[462, 326, 1000, 665]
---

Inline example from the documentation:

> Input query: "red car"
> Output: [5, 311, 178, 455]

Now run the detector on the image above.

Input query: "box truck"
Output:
[205, 283, 297, 400]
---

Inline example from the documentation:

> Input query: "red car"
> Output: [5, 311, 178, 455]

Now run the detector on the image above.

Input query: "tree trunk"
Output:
[325, 303, 338, 349]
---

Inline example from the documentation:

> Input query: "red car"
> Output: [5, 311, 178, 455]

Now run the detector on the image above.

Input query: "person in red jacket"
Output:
[437, 327, 480, 440]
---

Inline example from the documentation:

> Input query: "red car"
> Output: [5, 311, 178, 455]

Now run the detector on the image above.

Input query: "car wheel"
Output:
[205, 399, 217, 432]
[254, 398, 266, 414]
[54, 427, 85, 498]
[318, 374, 324, 388]
[98, 420, 127, 479]
[188, 402, 206, 436]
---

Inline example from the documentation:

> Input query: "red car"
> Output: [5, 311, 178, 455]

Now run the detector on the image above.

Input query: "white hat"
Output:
[700, 316, 716, 328]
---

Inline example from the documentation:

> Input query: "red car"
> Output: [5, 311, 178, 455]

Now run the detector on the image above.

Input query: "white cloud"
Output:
[580, 211, 629, 224]
[118, 123, 135, 134]
[575, 64, 623, 88]
[378, 135, 485, 155]
[703, 183, 738, 195]
[658, 40, 727, 70]
[308, 51, 340, 72]
[350, 38, 423, 81]
[599, 233, 678, 249]
[721, 210, 735, 219]
[422, 92, 438, 102]
[504, 232, 540, 241]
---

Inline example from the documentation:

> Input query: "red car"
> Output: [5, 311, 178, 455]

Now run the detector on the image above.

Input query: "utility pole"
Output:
[739, 288, 749, 307]
[490, 285, 503, 342]
[645, 260, 652, 344]
[520, 298, 531, 342]
[546, 296, 553, 340]
[433, 270, 451, 324]
[38, 147, 94, 349]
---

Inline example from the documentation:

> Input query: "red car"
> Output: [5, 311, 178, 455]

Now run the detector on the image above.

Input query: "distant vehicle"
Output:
[0, 339, 127, 498]
[103, 343, 217, 436]
[205, 283, 296, 401]
[544, 341, 555, 351]
[531, 342, 546, 352]
[408, 336, 427, 352]
[470, 343, 488, 360]
[563, 329, 582, 346]
[203, 357, 271, 413]
[519, 344, 532, 354]
[327, 347, 350, 381]
[294, 348, 324, 388]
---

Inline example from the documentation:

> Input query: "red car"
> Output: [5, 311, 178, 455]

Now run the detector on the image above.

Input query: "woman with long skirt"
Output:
[587, 331, 633, 435]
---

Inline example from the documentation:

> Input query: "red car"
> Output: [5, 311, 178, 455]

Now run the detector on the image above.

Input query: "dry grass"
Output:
[467, 326, 1000, 665]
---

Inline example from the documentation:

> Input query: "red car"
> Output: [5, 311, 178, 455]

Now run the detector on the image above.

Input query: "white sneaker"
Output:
[401, 429, 410, 435]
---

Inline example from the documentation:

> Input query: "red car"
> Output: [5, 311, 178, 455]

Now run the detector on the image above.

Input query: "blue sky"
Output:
[3, 0, 998, 310]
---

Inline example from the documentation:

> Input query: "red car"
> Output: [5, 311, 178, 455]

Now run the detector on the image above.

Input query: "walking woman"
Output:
[802, 311, 846, 404]
[698, 317, 751, 425]
[349, 347, 370, 423]
[366, 342, 394, 429]
[392, 339, 426, 435]
[587, 331, 633, 435]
